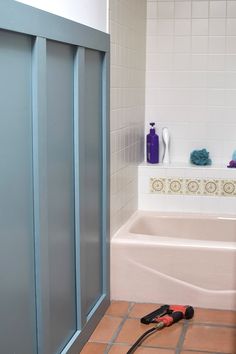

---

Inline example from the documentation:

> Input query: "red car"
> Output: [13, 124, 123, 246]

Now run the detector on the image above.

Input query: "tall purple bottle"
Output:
[146, 122, 159, 163]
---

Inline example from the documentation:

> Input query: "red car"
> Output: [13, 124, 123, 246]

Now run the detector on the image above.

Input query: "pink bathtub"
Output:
[111, 211, 236, 310]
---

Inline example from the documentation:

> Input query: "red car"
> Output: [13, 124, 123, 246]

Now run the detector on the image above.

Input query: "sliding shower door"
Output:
[0, 1, 110, 353]
[46, 40, 77, 353]
[0, 30, 37, 354]
[79, 48, 103, 317]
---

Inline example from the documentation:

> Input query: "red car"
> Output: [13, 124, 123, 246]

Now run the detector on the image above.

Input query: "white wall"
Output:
[146, 0, 236, 165]
[110, 0, 147, 235]
[16, 0, 109, 32]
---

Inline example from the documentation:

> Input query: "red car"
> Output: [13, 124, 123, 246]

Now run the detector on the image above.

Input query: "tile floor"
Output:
[81, 301, 236, 354]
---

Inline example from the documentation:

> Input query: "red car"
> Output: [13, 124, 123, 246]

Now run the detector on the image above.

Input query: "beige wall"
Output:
[109, 0, 147, 235]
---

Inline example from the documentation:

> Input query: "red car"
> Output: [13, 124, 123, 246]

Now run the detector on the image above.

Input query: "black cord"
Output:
[126, 326, 158, 354]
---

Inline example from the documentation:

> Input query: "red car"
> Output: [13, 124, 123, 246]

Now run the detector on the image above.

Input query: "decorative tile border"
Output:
[185, 179, 201, 195]
[150, 177, 236, 197]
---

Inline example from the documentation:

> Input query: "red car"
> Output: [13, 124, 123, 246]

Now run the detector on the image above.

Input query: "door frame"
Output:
[0, 1, 110, 353]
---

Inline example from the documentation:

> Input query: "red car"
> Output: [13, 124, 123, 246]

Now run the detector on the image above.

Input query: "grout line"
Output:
[140, 344, 175, 350]
[175, 319, 189, 354]
[104, 302, 135, 353]
[189, 322, 236, 329]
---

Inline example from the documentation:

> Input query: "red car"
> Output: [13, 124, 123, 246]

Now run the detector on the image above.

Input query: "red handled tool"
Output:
[127, 305, 194, 354]
[140, 304, 194, 324]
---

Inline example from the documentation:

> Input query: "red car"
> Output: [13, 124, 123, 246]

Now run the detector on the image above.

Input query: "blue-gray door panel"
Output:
[46, 40, 77, 353]
[80, 49, 103, 316]
[0, 30, 37, 354]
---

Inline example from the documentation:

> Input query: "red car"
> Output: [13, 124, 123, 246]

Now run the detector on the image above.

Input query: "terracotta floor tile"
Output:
[109, 345, 174, 354]
[183, 324, 236, 353]
[193, 308, 236, 326]
[106, 301, 131, 317]
[108, 344, 131, 353]
[115, 318, 182, 348]
[141, 323, 183, 349]
[89, 315, 123, 343]
[136, 348, 175, 354]
[80, 342, 107, 354]
[129, 303, 162, 319]
[181, 352, 211, 354]
[83, 304, 236, 354]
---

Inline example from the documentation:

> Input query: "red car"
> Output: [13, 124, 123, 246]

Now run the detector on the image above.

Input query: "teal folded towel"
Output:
[190, 149, 212, 166]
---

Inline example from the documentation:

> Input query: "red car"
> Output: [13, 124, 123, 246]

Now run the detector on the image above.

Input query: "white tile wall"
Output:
[210, 1, 226, 18]
[139, 164, 236, 214]
[110, 0, 146, 235]
[146, 0, 236, 165]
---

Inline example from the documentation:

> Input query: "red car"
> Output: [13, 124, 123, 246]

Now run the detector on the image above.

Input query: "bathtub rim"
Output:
[112, 210, 236, 250]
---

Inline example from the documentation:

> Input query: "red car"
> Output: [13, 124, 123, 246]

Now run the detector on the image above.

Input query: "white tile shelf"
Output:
[140, 161, 235, 170]
[139, 162, 236, 180]
[138, 162, 236, 214]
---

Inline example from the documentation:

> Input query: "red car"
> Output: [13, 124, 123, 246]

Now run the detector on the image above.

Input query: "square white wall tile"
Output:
[174, 53, 192, 70]
[174, 1, 191, 19]
[192, 1, 209, 19]
[227, 19, 236, 36]
[226, 36, 236, 53]
[209, 36, 226, 54]
[227, 1, 236, 18]
[192, 19, 209, 36]
[157, 1, 174, 19]
[208, 54, 225, 71]
[174, 36, 192, 53]
[192, 36, 209, 53]
[156, 20, 174, 35]
[147, 1, 157, 19]
[174, 19, 191, 36]
[191, 54, 208, 70]
[209, 1, 226, 18]
[209, 19, 226, 36]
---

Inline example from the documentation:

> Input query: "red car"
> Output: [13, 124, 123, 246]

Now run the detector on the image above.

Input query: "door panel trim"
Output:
[32, 36, 51, 354]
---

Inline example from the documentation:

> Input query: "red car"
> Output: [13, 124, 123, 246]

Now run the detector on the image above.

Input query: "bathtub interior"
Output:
[129, 213, 236, 242]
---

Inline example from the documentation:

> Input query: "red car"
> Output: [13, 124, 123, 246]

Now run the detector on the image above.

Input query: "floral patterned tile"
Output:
[166, 178, 184, 195]
[220, 180, 236, 196]
[202, 179, 220, 196]
[150, 177, 236, 197]
[150, 178, 166, 194]
[185, 179, 202, 195]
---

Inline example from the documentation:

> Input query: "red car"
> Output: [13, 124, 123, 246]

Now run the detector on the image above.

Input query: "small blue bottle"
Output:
[146, 122, 159, 163]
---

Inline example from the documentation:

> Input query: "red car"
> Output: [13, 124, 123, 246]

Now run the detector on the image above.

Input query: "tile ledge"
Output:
[139, 162, 236, 171]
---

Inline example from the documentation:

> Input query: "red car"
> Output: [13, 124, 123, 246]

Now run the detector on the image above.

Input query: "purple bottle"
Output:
[146, 122, 159, 163]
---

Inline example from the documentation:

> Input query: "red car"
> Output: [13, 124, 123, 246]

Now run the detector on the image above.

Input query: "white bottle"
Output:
[162, 127, 170, 164]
